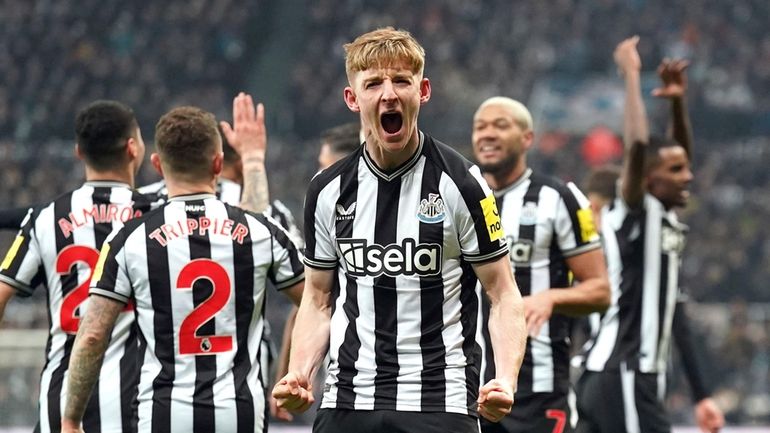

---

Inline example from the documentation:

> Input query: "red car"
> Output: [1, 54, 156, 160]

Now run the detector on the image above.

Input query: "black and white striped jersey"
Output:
[477, 169, 601, 396]
[90, 193, 304, 433]
[265, 199, 303, 250]
[136, 180, 168, 202]
[139, 178, 302, 247]
[140, 177, 302, 393]
[584, 192, 687, 374]
[304, 132, 509, 416]
[0, 181, 155, 433]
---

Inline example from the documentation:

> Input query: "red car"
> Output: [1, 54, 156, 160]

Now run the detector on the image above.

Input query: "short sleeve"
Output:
[554, 182, 602, 257]
[268, 200, 305, 250]
[89, 227, 132, 304]
[0, 208, 43, 296]
[261, 217, 305, 290]
[455, 166, 509, 263]
[303, 176, 339, 270]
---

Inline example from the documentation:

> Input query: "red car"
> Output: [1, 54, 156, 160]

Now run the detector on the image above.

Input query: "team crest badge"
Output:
[417, 193, 446, 224]
[519, 202, 538, 225]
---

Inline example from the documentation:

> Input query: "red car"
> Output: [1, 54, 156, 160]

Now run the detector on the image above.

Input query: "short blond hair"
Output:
[475, 96, 533, 131]
[344, 27, 425, 84]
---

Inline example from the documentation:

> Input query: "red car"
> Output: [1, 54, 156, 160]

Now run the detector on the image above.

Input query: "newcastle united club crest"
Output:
[417, 193, 446, 224]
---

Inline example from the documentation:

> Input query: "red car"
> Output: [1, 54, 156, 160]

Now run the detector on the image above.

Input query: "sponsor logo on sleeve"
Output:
[480, 195, 504, 242]
[576, 208, 598, 242]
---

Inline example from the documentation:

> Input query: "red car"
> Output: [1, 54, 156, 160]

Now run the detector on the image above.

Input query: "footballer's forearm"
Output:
[240, 152, 270, 213]
[63, 296, 123, 423]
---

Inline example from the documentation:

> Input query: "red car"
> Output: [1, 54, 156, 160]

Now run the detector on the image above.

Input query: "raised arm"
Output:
[652, 59, 693, 157]
[62, 295, 125, 433]
[272, 266, 333, 413]
[614, 36, 649, 209]
[220, 92, 270, 213]
[474, 256, 526, 422]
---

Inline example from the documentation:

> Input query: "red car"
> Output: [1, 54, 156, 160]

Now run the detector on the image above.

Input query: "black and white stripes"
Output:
[90, 194, 304, 433]
[584, 193, 687, 374]
[477, 169, 601, 396]
[0, 181, 153, 433]
[304, 132, 508, 415]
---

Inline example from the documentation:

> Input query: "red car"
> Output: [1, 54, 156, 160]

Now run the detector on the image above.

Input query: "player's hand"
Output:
[522, 292, 554, 337]
[614, 36, 641, 75]
[220, 92, 266, 162]
[478, 379, 514, 422]
[272, 371, 315, 413]
[270, 394, 295, 421]
[652, 58, 689, 100]
[694, 397, 724, 433]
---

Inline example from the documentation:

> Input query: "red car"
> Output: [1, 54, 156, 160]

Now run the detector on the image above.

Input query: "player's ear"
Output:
[522, 129, 534, 151]
[74, 143, 84, 160]
[344, 87, 360, 113]
[212, 151, 224, 176]
[126, 137, 138, 159]
[419, 78, 431, 104]
[150, 153, 164, 177]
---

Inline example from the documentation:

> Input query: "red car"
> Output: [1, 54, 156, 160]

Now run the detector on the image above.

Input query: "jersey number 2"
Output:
[57, 245, 99, 335]
[57, 245, 133, 335]
[176, 259, 233, 355]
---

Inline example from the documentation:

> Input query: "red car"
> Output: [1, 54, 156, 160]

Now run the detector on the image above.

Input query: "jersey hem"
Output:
[89, 288, 130, 304]
[0, 274, 33, 297]
[304, 257, 337, 270]
[320, 401, 475, 416]
[463, 246, 509, 264]
[275, 273, 305, 290]
[561, 241, 602, 258]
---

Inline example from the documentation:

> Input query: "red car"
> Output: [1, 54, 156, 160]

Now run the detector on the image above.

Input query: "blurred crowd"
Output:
[1, 0, 769, 427]
[0, 0, 258, 142]
[289, 0, 770, 139]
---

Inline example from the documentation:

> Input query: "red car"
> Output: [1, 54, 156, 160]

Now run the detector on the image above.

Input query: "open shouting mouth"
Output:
[381, 112, 403, 134]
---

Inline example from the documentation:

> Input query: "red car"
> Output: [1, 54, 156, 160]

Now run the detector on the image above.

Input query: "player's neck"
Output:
[365, 128, 420, 171]
[84, 166, 134, 188]
[484, 160, 528, 191]
[165, 177, 217, 198]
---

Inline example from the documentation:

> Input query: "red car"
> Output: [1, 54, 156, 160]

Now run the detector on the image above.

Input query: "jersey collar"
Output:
[493, 168, 532, 198]
[84, 180, 132, 189]
[168, 193, 217, 202]
[362, 131, 424, 182]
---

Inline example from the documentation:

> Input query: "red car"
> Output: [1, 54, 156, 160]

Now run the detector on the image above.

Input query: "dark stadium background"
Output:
[0, 1, 768, 431]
